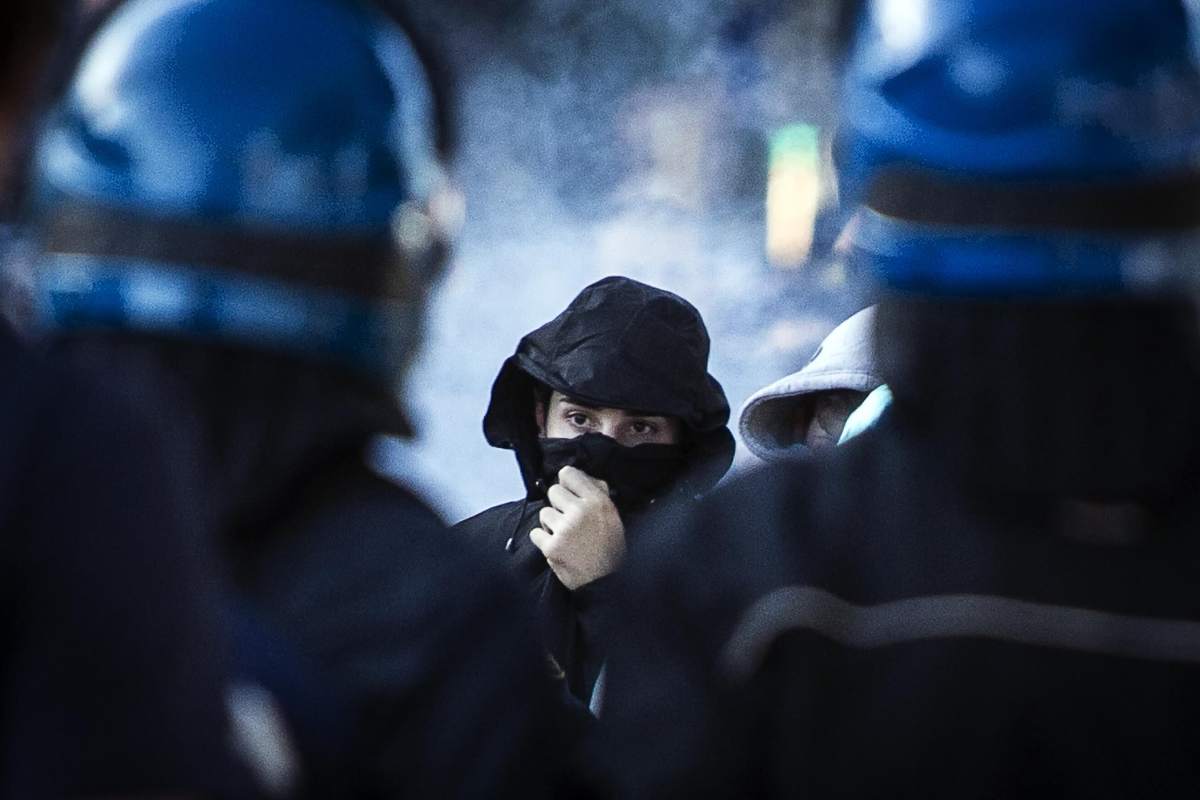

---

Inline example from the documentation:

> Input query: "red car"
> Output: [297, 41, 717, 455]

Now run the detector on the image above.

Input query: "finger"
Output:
[560, 467, 615, 506]
[558, 465, 608, 499]
[546, 482, 580, 512]
[529, 527, 554, 556]
[538, 505, 565, 534]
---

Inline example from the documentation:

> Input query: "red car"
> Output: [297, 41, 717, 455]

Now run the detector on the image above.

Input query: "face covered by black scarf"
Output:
[483, 277, 736, 512]
[538, 433, 688, 515]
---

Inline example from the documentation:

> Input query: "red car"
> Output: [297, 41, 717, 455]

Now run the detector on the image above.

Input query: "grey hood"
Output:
[739, 305, 882, 462]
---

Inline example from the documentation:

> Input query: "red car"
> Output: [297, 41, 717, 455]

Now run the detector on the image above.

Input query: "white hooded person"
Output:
[739, 305, 883, 461]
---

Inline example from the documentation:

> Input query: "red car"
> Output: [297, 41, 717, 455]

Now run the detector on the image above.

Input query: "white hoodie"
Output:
[739, 305, 883, 462]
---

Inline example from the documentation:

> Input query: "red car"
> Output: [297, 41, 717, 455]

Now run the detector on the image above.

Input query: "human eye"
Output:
[564, 409, 593, 429]
[630, 419, 659, 436]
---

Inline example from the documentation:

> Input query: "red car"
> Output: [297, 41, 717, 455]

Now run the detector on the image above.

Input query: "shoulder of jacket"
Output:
[452, 499, 537, 533]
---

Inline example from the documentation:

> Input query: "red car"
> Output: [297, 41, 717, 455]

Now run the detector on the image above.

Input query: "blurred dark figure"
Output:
[600, 0, 1200, 797]
[27, 0, 570, 797]
[454, 277, 734, 711]
[0, 1, 242, 798]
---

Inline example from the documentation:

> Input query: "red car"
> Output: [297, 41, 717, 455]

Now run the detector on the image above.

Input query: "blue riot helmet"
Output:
[838, 0, 1200, 295]
[28, 0, 459, 382]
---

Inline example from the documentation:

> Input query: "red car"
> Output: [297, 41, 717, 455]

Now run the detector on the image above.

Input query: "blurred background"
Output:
[370, 0, 871, 519]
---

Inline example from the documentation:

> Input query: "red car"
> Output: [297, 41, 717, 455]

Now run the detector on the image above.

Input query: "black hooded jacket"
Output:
[600, 296, 1200, 798]
[453, 276, 734, 706]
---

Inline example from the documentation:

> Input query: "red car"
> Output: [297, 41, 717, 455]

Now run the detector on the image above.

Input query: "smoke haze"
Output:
[387, 0, 871, 519]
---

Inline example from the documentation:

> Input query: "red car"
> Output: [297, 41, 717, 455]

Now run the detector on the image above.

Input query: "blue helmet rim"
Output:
[847, 208, 1200, 297]
[35, 255, 418, 382]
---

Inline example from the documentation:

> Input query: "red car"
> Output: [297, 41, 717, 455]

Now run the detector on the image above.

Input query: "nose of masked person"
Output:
[537, 434, 688, 514]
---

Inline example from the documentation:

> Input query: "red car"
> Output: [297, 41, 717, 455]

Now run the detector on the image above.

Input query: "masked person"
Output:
[454, 276, 734, 710]
[739, 305, 882, 459]
[28, 0, 572, 796]
[599, 0, 1200, 796]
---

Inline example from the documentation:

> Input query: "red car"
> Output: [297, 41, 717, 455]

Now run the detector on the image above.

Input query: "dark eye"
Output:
[567, 412, 591, 427]
[631, 420, 658, 436]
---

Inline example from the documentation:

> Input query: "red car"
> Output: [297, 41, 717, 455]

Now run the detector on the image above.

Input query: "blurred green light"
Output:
[770, 123, 820, 166]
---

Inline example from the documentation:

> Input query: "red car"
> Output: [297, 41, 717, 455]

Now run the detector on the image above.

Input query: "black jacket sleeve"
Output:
[456, 500, 616, 707]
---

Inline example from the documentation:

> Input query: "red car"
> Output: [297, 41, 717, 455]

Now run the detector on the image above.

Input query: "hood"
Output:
[739, 305, 882, 461]
[483, 275, 734, 499]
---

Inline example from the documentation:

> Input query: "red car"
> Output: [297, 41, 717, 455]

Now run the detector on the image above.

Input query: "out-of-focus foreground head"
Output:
[839, 0, 1200, 295]
[28, 0, 459, 383]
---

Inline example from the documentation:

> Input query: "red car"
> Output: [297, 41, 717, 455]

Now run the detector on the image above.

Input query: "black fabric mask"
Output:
[538, 433, 687, 514]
